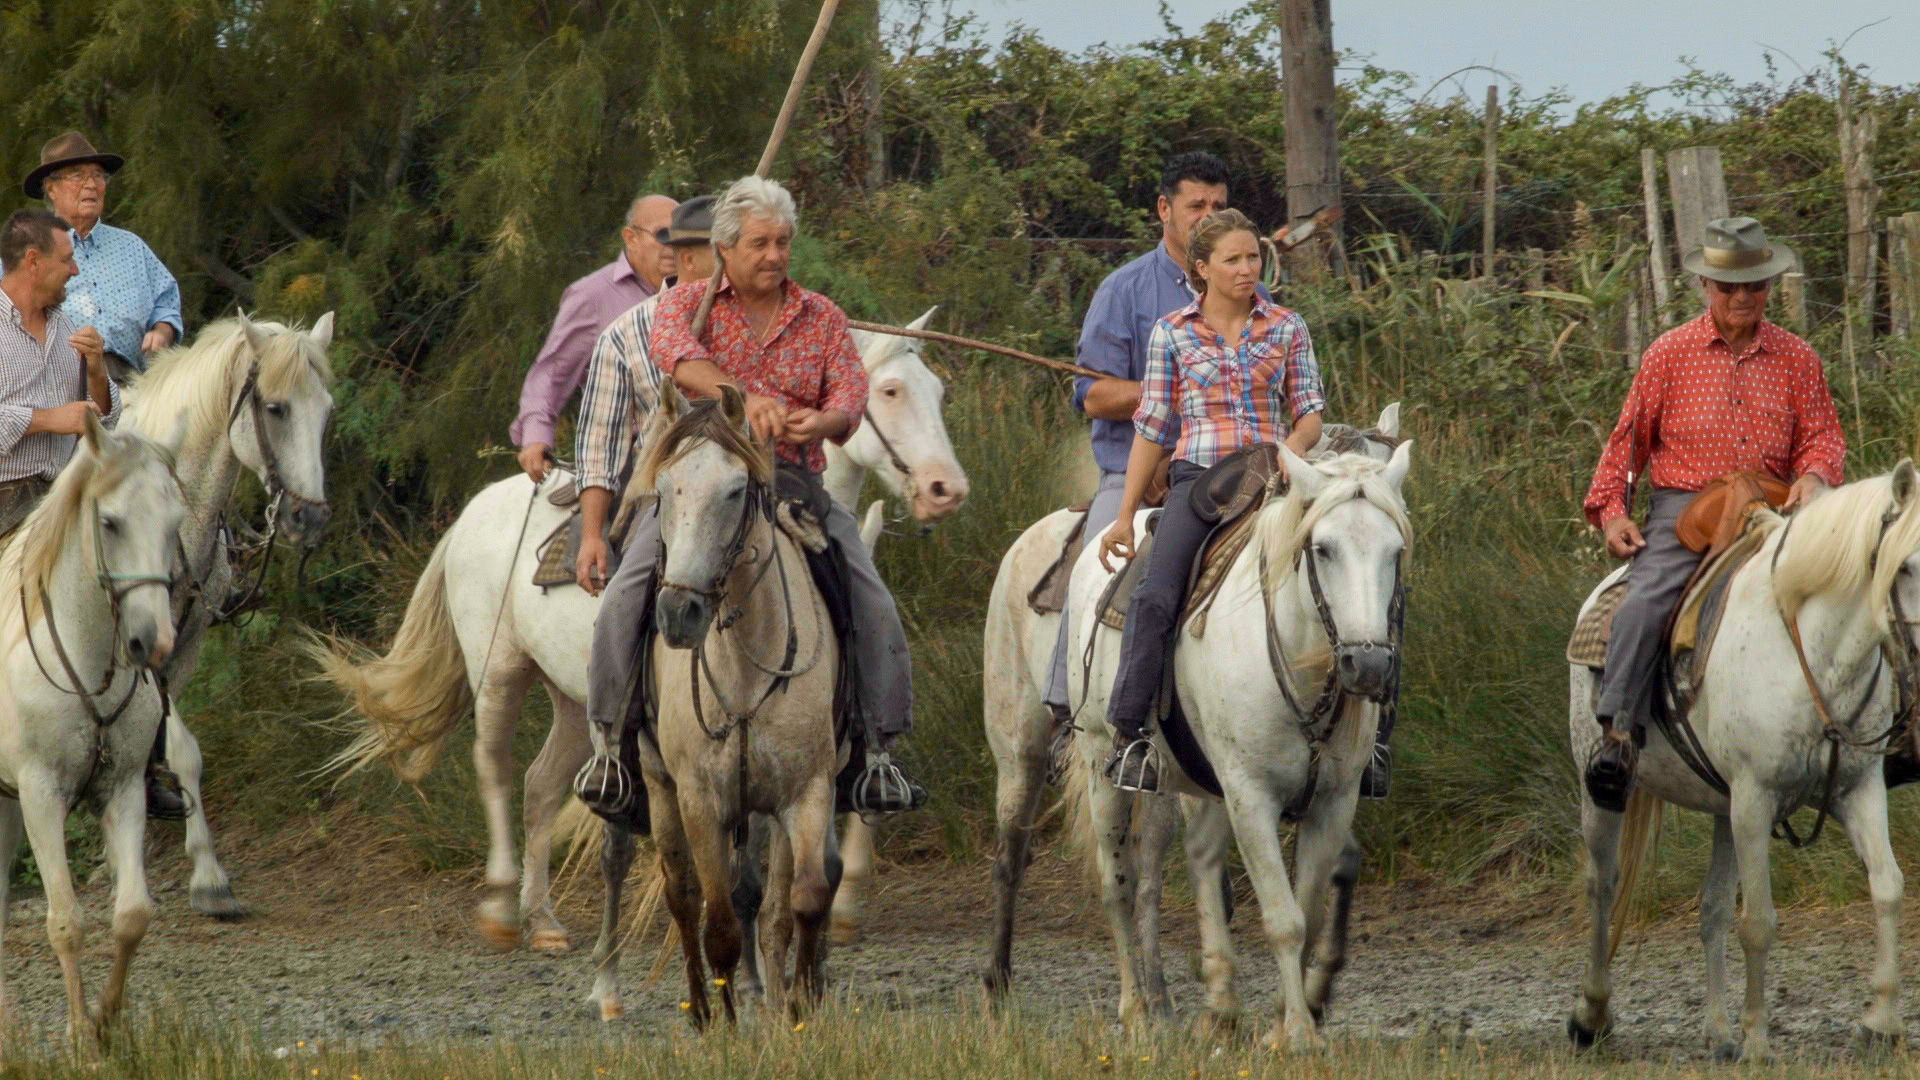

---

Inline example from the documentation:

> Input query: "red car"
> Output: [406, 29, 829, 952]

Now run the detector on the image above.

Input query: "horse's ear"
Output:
[1894, 459, 1917, 508]
[1384, 439, 1414, 494]
[238, 312, 270, 358]
[80, 406, 108, 457]
[717, 383, 749, 431]
[906, 306, 938, 332]
[1376, 402, 1401, 439]
[308, 311, 335, 351]
[1279, 443, 1326, 501]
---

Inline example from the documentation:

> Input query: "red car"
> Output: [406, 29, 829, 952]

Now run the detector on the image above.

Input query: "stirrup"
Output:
[1106, 737, 1161, 795]
[573, 754, 634, 816]
[849, 751, 926, 815]
[1045, 705, 1079, 787]
[1360, 744, 1391, 801]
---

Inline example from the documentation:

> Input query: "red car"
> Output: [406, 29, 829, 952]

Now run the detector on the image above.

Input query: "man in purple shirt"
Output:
[511, 193, 677, 481]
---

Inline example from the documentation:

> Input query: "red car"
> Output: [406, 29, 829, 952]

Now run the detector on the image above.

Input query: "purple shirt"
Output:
[509, 256, 658, 448]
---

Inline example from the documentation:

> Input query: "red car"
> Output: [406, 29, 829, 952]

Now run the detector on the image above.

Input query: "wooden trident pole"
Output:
[689, 0, 844, 340]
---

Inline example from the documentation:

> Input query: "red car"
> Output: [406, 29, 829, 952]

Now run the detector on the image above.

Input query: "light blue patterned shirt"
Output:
[64, 223, 183, 372]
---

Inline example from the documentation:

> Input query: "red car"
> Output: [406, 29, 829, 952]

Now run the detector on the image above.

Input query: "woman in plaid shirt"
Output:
[1096, 209, 1326, 793]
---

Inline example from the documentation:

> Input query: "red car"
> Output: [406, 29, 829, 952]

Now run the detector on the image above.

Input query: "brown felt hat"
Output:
[1680, 216, 1797, 284]
[22, 132, 124, 200]
[654, 195, 717, 247]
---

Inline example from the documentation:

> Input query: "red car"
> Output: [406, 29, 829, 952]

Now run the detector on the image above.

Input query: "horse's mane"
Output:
[0, 434, 172, 647]
[1771, 469, 1920, 627]
[635, 396, 774, 491]
[125, 317, 333, 439]
[1253, 451, 1414, 595]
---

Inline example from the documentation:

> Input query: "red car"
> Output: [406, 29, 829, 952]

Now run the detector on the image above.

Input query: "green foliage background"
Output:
[6, 0, 1920, 904]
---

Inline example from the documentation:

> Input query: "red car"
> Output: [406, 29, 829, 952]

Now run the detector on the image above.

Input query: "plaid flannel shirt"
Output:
[574, 291, 668, 495]
[1133, 298, 1326, 467]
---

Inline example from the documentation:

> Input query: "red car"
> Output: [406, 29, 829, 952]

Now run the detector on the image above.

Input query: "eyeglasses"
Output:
[1710, 278, 1771, 295]
[53, 168, 109, 188]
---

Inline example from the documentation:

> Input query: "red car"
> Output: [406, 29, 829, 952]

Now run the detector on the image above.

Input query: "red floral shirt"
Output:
[1584, 314, 1846, 528]
[650, 278, 867, 472]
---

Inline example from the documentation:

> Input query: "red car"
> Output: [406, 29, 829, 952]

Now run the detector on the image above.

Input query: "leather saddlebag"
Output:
[1676, 471, 1790, 554]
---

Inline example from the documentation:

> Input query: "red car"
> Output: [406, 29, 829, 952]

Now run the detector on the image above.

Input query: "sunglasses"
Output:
[1710, 279, 1772, 295]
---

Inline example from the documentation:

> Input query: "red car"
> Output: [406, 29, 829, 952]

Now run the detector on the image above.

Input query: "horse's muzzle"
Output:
[1335, 643, 1396, 700]
[657, 588, 715, 650]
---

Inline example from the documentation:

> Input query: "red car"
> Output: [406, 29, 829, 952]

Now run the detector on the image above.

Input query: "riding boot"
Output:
[1105, 724, 1160, 795]
[144, 720, 187, 821]
[1583, 715, 1639, 813]
[1045, 702, 1078, 786]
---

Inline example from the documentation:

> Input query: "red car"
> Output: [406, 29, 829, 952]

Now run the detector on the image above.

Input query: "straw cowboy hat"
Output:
[22, 131, 124, 200]
[1680, 216, 1797, 283]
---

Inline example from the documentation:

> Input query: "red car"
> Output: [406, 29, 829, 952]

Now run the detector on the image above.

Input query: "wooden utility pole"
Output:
[1481, 84, 1499, 278]
[1839, 75, 1881, 339]
[1280, 0, 1343, 275]
[1890, 211, 1920, 337]
[1665, 147, 1729, 262]
[864, 0, 886, 190]
[1779, 271, 1810, 334]
[1639, 148, 1673, 311]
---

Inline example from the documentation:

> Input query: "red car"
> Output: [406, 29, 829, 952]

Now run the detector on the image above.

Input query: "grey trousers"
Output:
[1042, 470, 1128, 710]
[1594, 488, 1702, 723]
[0, 476, 50, 540]
[1106, 461, 1210, 739]
[585, 495, 913, 752]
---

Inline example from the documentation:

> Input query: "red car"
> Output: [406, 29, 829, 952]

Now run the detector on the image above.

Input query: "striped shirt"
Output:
[575, 291, 669, 495]
[1133, 297, 1326, 467]
[0, 291, 123, 482]
[1584, 313, 1846, 528]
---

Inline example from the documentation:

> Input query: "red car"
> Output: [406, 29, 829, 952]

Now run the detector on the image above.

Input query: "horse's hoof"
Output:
[1711, 1041, 1742, 1063]
[190, 884, 249, 921]
[1567, 1015, 1610, 1049]
[829, 916, 861, 946]
[1855, 1025, 1904, 1056]
[528, 928, 570, 953]
[1190, 1009, 1240, 1042]
[598, 998, 624, 1022]
[477, 916, 521, 951]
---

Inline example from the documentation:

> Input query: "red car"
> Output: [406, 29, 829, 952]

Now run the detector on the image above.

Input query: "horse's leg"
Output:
[1181, 796, 1240, 1039]
[1837, 777, 1904, 1046]
[0, 798, 22, 1041]
[586, 820, 637, 1022]
[473, 657, 536, 949]
[983, 715, 1049, 999]
[1569, 795, 1625, 1047]
[1086, 778, 1149, 1026]
[93, 777, 153, 1033]
[1131, 795, 1177, 1017]
[758, 815, 794, 1019]
[170, 715, 244, 920]
[1699, 815, 1739, 1059]
[784, 778, 836, 1015]
[521, 685, 591, 952]
[685, 798, 743, 1026]
[1219, 783, 1318, 1051]
[731, 814, 771, 999]
[1302, 832, 1363, 1024]
[829, 813, 873, 945]
[1729, 782, 1779, 1063]
[649, 778, 711, 1028]
[17, 780, 95, 1045]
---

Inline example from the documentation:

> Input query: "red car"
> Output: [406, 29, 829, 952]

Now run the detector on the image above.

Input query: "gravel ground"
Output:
[0, 827, 1909, 1066]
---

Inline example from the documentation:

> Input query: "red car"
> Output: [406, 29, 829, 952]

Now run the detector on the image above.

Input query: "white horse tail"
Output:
[310, 531, 473, 784]
[1607, 788, 1665, 961]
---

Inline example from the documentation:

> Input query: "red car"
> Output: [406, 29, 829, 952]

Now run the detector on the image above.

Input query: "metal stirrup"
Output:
[1108, 737, 1161, 794]
[572, 753, 634, 814]
[850, 751, 915, 815]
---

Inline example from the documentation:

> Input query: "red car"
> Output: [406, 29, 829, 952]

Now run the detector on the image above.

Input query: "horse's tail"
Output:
[308, 531, 473, 785]
[1607, 788, 1665, 961]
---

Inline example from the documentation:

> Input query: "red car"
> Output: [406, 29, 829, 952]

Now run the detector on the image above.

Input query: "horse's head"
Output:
[1272, 441, 1414, 699]
[845, 308, 969, 522]
[1777, 458, 1920, 635]
[1311, 401, 1402, 464]
[232, 312, 336, 548]
[641, 383, 771, 650]
[65, 413, 187, 670]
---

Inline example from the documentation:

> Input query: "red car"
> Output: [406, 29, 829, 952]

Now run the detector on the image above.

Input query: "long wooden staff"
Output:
[845, 320, 1100, 380]
[689, 0, 843, 340]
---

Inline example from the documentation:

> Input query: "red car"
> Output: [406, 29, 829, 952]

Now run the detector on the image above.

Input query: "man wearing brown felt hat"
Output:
[1579, 216, 1846, 813]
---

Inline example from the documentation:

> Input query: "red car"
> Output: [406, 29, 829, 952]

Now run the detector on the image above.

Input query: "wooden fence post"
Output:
[1666, 147, 1729, 284]
[1840, 75, 1881, 340]
[1482, 85, 1499, 279]
[1281, 0, 1344, 276]
[1778, 271, 1809, 335]
[1640, 148, 1673, 312]
[1890, 212, 1920, 337]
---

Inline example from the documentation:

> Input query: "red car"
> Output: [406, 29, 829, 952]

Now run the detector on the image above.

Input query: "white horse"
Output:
[1062, 444, 1413, 1048]
[313, 318, 966, 952]
[981, 406, 1402, 997]
[1569, 463, 1920, 1062]
[123, 314, 335, 919]
[0, 416, 186, 1047]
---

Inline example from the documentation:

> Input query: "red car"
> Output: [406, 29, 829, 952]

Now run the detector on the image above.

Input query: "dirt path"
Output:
[0, 826, 1907, 1064]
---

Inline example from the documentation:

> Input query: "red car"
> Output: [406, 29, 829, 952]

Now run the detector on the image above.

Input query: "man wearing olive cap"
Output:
[1580, 216, 1845, 812]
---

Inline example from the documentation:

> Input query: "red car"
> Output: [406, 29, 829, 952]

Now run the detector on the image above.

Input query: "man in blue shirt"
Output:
[24, 133, 184, 383]
[1043, 152, 1230, 770]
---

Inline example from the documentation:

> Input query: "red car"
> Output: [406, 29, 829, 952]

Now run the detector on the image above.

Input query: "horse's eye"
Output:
[100, 516, 119, 534]
[883, 386, 900, 398]
[1312, 542, 1332, 559]
[265, 402, 287, 418]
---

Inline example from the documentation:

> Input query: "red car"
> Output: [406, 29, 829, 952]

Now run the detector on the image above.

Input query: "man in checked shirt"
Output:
[1581, 217, 1845, 813]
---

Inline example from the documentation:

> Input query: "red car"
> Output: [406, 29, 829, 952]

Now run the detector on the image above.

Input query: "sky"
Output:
[944, 0, 1916, 109]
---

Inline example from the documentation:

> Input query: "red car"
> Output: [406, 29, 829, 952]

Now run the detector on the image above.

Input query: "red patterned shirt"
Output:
[650, 277, 867, 472]
[1584, 313, 1846, 528]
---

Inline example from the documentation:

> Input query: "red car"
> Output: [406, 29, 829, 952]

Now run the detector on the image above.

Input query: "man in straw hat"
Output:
[24, 132, 183, 383]
[1581, 216, 1845, 812]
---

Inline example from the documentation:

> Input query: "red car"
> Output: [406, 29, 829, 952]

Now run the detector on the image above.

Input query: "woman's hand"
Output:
[1099, 517, 1137, 573]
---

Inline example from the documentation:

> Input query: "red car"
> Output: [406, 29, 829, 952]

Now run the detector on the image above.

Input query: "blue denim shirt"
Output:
[65, 223, 184, 372]
[1073, 245, 1196, 476]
